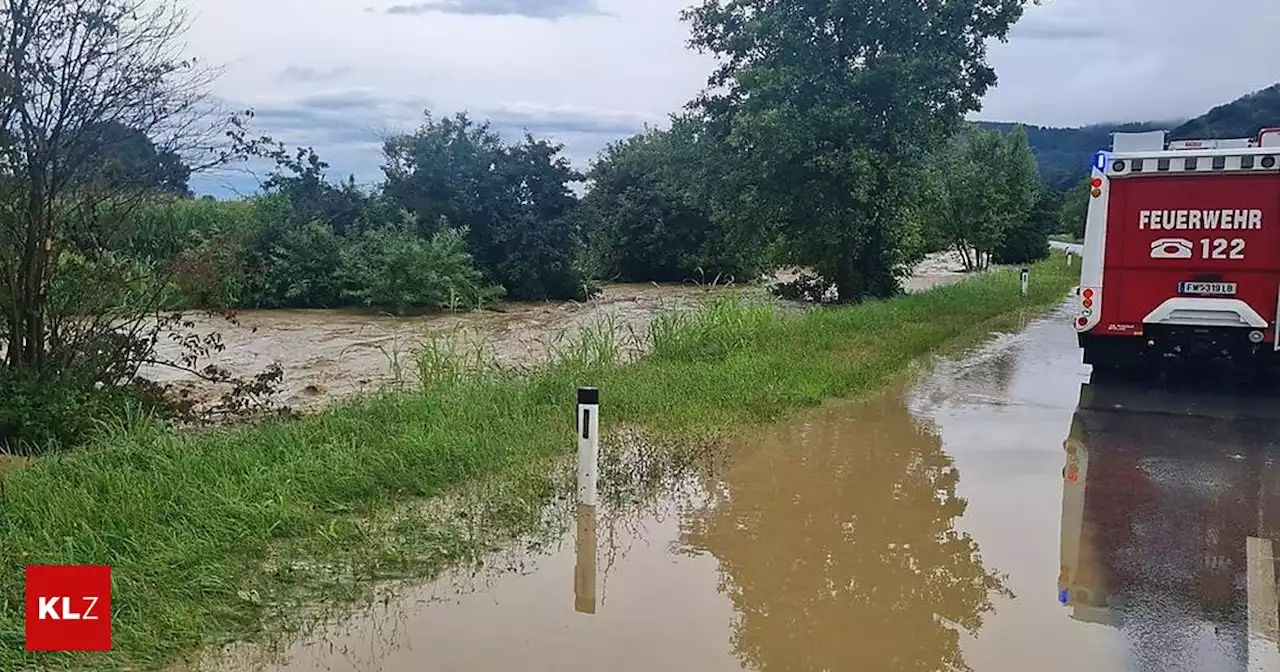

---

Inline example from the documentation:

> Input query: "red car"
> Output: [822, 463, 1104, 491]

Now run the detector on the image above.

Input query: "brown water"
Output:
[140, 282, 726, 413]
[201, 386, 996, 672]
[191, 304, 1280, 671]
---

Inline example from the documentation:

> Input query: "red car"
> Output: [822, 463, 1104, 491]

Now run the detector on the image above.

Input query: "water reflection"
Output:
[679, 390, 1012, 672]
[1058, 381, 1280, 670]
[574, 503, 598, 614]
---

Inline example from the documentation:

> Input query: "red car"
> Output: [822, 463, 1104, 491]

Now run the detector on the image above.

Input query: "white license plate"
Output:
[1178, 281, 1237, 295]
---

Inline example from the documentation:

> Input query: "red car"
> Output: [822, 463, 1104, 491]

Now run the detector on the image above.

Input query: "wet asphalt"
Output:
[207, 300, 1280, 672]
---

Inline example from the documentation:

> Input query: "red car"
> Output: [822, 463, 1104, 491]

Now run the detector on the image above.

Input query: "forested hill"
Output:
[1168, 83, 1280, 141]
[979, 82, 1280, 191]
[976, 121, 1172, 189]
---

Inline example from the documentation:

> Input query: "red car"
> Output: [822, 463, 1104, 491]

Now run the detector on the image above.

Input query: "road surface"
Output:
[203, 301, 1280, 672]
[1051, 240, 1084, 256]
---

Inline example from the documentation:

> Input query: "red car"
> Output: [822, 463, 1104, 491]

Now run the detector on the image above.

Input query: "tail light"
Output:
[1075, 287, 1099, 331]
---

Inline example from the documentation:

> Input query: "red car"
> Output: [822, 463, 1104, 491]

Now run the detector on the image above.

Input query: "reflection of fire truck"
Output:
[1058, 383, 1280, 666]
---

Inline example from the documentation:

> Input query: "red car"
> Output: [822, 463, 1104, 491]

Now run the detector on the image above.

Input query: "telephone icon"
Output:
[1150, 238, 1193, 259]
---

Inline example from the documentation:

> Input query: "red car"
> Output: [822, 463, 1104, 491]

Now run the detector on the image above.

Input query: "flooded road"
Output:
[200, 301, 1280, 671]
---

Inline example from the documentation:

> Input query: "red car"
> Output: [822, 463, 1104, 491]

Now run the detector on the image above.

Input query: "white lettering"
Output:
[38, 596, 59, 620]
[35, 596, 99, 620]
[1139, 209, 1264, 230]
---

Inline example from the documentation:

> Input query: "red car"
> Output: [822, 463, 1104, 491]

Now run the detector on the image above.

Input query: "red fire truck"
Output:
[1074, 127, 1280, 376]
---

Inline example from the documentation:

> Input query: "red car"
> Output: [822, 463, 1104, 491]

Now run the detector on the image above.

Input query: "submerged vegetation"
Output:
[0, 256, 1077, 670]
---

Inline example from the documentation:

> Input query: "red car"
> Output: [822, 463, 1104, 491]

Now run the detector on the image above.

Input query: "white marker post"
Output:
[576, 387, 600, 507]
[1020, 267, 1030, 297]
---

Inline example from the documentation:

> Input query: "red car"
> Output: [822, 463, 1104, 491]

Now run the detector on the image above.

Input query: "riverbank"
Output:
[0, 255, 1078, 671]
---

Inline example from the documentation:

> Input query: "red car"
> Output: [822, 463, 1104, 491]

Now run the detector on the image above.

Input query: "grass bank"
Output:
[0, 254, 1078, 670]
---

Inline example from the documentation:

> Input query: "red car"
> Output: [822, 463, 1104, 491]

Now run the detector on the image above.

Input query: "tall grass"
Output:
[0, 255, 1078, 670]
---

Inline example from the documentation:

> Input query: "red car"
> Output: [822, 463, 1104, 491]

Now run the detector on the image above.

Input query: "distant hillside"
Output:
[978, 83, 1280, 191]
[976, 121, 1174, 190]
[1168, 83, 1280, 141]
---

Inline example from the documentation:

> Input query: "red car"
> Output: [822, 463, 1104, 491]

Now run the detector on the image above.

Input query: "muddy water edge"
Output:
[185, 302, 1096, 672]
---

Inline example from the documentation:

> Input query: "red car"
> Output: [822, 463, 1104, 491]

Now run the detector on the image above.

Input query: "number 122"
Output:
[1201, 238, 1246, 259]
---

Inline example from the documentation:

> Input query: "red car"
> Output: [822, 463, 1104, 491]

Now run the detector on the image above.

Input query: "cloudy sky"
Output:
[183, 0, 1280, 197]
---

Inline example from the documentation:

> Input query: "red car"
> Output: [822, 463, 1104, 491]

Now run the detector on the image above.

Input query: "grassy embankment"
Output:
[0, 254, 1078, 671]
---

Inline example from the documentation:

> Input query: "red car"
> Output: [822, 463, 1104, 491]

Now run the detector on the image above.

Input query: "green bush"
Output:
[337, 225, 504, 314]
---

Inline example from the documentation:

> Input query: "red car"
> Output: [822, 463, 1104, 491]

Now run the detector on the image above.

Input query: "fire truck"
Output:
[1073, 127, 1280, 376]
[1058, 382, 1280, 666]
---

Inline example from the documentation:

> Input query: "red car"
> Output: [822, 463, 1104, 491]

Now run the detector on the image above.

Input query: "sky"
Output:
[182, 0, 1280, 198]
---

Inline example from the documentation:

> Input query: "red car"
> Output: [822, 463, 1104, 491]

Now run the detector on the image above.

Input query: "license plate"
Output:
[1178, 281, 1237, 295]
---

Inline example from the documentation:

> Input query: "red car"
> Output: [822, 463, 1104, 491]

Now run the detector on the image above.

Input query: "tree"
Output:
[681, 0, 1029, 302]
[919, 125, 1039, 270]
[986, 125, 1041, 264]
[77, 121, 193, 197]
[583, 116, 767, 283]
[1060, 175, 1092, 241]
[382, 112, 590, 301]
[0, 0, 267, 449]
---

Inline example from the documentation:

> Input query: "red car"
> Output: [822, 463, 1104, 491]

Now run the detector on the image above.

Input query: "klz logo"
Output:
[25, 565, 112, 651]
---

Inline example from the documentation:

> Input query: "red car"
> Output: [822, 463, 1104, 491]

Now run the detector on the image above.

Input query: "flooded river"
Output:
[138, 252, 977, 413]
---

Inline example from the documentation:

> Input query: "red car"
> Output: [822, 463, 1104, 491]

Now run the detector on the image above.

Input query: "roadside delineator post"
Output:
[1020, 267, 1029, 297]
[574, 387, 600, 614]
[576, 387, 599, 507]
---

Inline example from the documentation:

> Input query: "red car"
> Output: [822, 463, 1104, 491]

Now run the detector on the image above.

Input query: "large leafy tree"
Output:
[583, 116, 768, 283]
[681, 0, 1030, 302]
[381, 112, 589, 302]
[77, 120, 193, 197]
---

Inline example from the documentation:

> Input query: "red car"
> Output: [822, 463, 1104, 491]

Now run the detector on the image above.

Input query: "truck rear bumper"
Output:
[1080, 326, 1274, 369]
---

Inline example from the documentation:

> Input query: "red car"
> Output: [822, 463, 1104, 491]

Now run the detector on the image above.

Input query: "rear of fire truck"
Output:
[1073, 128, 1280, 376]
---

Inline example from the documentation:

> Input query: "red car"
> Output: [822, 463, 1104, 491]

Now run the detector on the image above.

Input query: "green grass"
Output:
[0, 254, 1078, 670]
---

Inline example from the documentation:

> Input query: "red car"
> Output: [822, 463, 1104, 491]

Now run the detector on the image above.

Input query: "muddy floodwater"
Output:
[195, 303, 1280, 672]
[140, 252, 979, 412]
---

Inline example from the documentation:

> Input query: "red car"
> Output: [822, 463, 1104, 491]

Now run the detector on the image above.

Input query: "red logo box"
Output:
[25, 565, 112, 651]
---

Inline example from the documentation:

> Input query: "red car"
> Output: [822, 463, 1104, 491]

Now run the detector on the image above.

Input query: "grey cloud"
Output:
[190, 93, 659, 197]
[981, 0, 1280, 127]
[1009, 21, 1108, 41]
[384, 0, 608, 20]
[277, 66, 352, 83]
